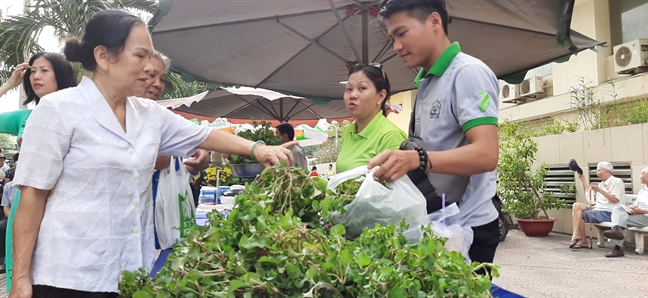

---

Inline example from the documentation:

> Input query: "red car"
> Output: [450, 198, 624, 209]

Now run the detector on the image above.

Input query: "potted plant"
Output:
[228, 120, 283, 177]
[497, 120, 568, 237]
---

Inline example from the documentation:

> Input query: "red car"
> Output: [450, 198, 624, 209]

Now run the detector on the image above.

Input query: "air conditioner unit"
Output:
[499, 82, 520, 103]
[520, 76, 544, 98]
[614, 39, 648, 74]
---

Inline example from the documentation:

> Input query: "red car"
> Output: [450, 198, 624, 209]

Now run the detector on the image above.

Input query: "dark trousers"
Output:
[32, 285, 118, 298]
[468, 218, 500, 277]
[0, 217, 7, 258]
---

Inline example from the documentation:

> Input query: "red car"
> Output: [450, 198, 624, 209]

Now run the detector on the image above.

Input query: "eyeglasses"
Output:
[346, 61, 387, 81]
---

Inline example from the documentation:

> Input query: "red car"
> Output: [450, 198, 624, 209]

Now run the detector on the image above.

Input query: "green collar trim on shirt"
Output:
[414, 42, 462, 87]
[351, 112, 387, 139]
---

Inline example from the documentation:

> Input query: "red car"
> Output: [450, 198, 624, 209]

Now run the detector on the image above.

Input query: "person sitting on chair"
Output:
[603, 166, 648, 257]
[569, 161, 625, 249]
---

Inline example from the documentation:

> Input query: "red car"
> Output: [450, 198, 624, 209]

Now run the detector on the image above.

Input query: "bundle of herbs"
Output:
[119, 165, 496, 298]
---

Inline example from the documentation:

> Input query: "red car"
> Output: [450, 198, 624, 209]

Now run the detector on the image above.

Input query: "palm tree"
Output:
[0, 0, 157, 81]
[160, 72, 210, 100]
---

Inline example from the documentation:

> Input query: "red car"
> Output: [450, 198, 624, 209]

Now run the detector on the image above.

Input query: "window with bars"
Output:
[587, 162, 633, 194]
[544, 164, 577, 205]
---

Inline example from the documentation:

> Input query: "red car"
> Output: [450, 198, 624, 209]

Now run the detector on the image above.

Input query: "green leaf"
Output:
[340, 249, 352, 264]
[306, 265, 318, 281]
[257, 256, 278, 265]
[313, 177, 328, 192]
[356, 252, 372, 267]
[311, 200, 320, 211]
[228, 280, 249, 294]
[132, 290, 152, 298]
[330, 224, 346, 237]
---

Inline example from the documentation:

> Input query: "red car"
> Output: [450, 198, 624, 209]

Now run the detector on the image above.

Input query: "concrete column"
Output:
[553, 0, 612, 94]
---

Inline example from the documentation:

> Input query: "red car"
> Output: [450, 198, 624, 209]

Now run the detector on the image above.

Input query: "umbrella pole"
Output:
[362, 9, 368, 63]
[335, 128, 339, 146]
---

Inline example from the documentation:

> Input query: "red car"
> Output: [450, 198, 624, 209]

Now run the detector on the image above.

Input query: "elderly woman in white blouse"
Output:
[10, 10, 294, 298]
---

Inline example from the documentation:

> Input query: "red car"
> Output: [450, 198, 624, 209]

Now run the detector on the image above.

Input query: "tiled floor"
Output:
[494, 230, 648, 297]
[0, 230, 645, 297]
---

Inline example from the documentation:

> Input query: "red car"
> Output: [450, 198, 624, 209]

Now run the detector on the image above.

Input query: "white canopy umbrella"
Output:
[156, 86, 349, 121]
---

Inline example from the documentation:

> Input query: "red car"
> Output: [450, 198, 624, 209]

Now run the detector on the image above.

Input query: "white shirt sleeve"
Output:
[609, 178, 626, 205]
[13, 98, 71, 190]
[156, 105, 212, 158]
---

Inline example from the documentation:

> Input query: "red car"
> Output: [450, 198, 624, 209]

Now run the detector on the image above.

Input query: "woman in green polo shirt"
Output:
[0, 52, 77, 145]
[2, 52, 76, 291]
[336, 64, 406, 173]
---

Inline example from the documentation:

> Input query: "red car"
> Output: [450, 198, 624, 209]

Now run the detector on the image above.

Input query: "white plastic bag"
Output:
[155, 157, 196, 249]
[404, 203, 474, 264]
[327, 165, 427, 240]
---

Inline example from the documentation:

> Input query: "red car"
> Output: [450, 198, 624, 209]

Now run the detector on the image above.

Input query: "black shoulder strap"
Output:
[409, 98, 417, 137]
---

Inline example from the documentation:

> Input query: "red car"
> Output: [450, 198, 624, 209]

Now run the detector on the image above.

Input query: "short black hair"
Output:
[23, 52, 77, 106]
[276, 123, 295, 140]
[64, 10, 146, 71]
[380, 0, 450, 35]
[311, 166, 317, 171]
[347, 63, 391, 116]
[5, 168, 15, 180]
[12, 152, 19, 163]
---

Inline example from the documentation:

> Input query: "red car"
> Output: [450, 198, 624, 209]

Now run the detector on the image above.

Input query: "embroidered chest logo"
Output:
[429, 100, 441, 118]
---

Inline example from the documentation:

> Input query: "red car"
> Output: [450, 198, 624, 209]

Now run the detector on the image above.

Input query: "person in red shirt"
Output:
[309, 166, 319, 177]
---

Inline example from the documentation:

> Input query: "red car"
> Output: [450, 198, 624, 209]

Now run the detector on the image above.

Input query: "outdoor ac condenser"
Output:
[614, 39, 648, 74]
[499, 82, 521, 103]
[519, 76, 544, 98]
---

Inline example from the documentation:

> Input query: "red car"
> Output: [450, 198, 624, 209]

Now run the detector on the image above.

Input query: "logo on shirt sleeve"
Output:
[429, 100, 441, 118]
[479, 92, 490, 113]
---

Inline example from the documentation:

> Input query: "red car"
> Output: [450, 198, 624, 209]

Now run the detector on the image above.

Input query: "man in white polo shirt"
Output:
[603, 166, 648, 257]
[569, 161, 625, 249]
[370, 0, 500, 274]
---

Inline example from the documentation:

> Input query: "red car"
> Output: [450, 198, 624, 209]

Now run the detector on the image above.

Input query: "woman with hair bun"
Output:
[10, 10, 295, 298]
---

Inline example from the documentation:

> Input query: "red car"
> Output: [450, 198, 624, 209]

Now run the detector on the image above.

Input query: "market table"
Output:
[149, 209, 524, 298]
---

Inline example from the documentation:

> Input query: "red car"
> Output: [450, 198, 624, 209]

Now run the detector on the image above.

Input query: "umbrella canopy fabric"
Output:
[150, 0, 604, 100]
[157, 86, 349, 121]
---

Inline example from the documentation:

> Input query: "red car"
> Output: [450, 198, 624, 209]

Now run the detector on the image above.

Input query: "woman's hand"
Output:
[184, 149, 211, 174]
[9, 276, 32, 298]
[253, 141, 296, 167]
[0, 61, 29, 98]
[7, 62, 29, 89]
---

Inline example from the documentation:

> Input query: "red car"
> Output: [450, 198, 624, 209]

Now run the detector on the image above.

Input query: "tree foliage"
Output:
[0, 0, 158, 81]
[497, 120, 566, 219]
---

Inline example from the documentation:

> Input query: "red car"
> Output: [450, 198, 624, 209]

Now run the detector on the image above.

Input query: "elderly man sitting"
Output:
[569, 161, 625, 249]
[602, 167, 648, 257]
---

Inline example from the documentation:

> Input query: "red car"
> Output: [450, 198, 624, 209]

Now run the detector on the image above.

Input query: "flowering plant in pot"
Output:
[229, 120, 283, 177]
[497, 121, 569, 237]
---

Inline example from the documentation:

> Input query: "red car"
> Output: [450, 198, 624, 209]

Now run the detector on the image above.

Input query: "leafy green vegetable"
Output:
[230, 120, 283, 165]
[119, 165, 497, 297]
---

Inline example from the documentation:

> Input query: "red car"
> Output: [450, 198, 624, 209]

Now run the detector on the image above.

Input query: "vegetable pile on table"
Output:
[119, 165, 497, 298]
